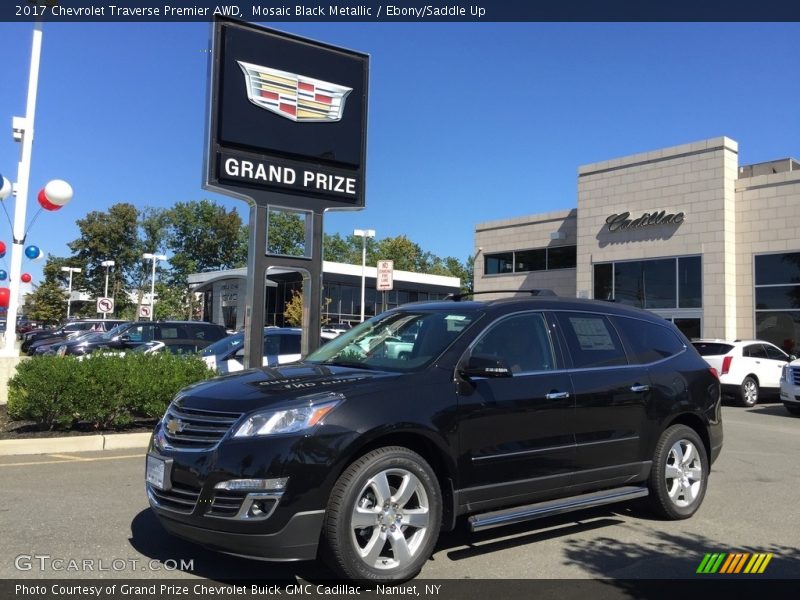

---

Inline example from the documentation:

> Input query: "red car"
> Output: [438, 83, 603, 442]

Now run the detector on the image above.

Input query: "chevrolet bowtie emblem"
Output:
[237, 61, 352, 122]
[165, 418, 185, 435]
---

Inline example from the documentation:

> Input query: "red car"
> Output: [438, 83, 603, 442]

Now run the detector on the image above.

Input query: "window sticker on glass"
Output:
[569, 317, 615, 350]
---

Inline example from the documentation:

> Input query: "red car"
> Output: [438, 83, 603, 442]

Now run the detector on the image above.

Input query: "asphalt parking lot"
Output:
[0, 405, 798, 581]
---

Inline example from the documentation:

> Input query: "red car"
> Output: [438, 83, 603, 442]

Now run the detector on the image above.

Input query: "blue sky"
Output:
[0, 22, 799, 288]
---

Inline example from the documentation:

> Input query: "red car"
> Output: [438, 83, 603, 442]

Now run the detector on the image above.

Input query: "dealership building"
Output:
[189, 262, 460, 331]
[474, 136, 800, 353]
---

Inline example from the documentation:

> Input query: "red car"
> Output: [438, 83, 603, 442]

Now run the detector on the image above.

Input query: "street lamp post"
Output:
[60, 266, 81, 319]
[101, 260, 115, 319]
[353, 229, 375, 322]
[142, 253, 166, 321]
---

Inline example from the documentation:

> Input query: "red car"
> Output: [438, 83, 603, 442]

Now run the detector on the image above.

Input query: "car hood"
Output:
[172, 362, 403, 414]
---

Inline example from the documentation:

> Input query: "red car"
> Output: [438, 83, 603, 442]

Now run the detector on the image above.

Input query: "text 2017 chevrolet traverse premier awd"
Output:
[146, 296, 722, 581]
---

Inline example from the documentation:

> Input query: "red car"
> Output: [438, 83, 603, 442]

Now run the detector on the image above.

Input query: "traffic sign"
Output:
[139, 305, 152, 319]
[377, 260, 394, 291]
[97, 297, 114, 314]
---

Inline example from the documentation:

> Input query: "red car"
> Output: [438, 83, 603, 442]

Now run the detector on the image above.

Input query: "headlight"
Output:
[781, 365, 788, 382]
[233, 393, 343, 438]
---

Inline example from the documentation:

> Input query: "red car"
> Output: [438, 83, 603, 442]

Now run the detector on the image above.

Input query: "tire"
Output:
[647, 425, 708, 520]
[322, 446, 442, 582]
[784, 404, 800, 416]
[738, 376, 759, 407]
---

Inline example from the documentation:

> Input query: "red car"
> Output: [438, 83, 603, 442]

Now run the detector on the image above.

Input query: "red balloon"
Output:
[0, 241, 5, 255]
[37, 188, 61, 211]
[21, 273, 32, 283]
[0, 288, 9, 309]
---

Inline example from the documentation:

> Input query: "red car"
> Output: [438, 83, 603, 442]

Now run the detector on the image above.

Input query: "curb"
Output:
[0, 432, 151, 456]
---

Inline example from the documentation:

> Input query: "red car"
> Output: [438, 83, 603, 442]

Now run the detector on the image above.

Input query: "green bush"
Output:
[7, 353, 215, 430]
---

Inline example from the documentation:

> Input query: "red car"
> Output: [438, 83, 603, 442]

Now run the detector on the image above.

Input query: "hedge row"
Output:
[7, 353, 215, 430]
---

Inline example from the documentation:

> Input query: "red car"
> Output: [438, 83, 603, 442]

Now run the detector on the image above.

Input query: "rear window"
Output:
[692, 342, 734, 356]
[613, 317, 685, 364]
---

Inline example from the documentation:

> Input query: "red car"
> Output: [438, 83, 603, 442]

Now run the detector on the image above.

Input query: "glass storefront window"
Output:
[755, 253, 800, 286]
[516, 249, 546, 272]
[594, 263, 613, 301]
[485, 253, 514, 275]
[548, 245, 577, 269]
[594, 256, 700, 310]
[755, 285, 800, 310]
[678, 256, 702, 308]
[755, 311, 800, 355]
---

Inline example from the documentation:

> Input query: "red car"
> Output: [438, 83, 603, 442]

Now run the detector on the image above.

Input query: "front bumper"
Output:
[154, 504, 324, 561]
[145, 417, 346, 562]
[779, 382, 800, 405]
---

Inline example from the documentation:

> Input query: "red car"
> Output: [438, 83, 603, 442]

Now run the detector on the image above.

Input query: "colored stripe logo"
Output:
[696, 552, 773, 574]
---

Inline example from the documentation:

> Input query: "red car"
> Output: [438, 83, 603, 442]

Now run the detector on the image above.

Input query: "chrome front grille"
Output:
[791, 367, 800, 385]
[162, 404, 242, 450]
[147, 483, 201, 514]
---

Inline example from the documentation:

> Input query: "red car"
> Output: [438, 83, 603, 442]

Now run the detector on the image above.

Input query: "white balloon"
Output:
[43, 179, 73, 207]
[34, 248, 46, 262]
[0, 177, 12, 200]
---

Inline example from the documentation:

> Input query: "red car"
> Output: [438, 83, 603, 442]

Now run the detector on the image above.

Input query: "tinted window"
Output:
[594, 263, 613, 301]
[548, 245, 577, 269]
[515, 249, 546, 272]
[556, 313, 627, 368]
[692, 342, 734, 356]
[744, 344, 768, 359]
[126, 324, 155, 342]
[678, 256, 702, 308]
[187, 324, 225, 341]
[472, 313, 556, 373]
[485, 253, 513, 275]
[754, 252, 800, 286]
[765, 344, 789, 361]
[613, 317, 685, 364]
[281, 334, 302, 355]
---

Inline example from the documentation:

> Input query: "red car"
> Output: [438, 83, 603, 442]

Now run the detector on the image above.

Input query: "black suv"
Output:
[146, 297, 723, 581]
[55, 320, 226, 356]
[23, 319, 126, 354]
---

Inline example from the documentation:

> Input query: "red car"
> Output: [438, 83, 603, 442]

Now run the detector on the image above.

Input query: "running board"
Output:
[468, 485, 649, 532]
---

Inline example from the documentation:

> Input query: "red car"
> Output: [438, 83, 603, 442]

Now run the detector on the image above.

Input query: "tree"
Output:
[24, 281, 67, 325]
[68, 203, 141, 298]
[266, 209, 306, 256]
[166, 200, 247, 284]
[283, 289, 331, 327]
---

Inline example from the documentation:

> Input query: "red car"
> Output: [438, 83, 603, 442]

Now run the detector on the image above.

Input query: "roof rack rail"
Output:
[445, 289, 557, 302]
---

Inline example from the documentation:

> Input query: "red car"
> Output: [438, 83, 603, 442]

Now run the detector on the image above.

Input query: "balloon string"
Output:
[0, 201, 14, 234]
[23, 207, 45, 242]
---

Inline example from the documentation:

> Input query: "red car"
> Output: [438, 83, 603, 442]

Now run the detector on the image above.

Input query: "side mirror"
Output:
[459, 353, 512, 378]
[790, 355, 797, 362]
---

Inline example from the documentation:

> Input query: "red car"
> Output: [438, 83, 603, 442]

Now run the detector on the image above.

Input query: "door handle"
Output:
[630, 384, 650, 393]
[545, 391, 570, 400]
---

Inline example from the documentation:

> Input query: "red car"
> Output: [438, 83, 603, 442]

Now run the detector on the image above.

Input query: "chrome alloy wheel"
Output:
[664, 439, 704, 508]
[743, 379, 758, 405]
[350, 468, 430, 570]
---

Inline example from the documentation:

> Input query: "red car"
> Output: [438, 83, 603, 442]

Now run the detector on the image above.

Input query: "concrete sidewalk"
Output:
[0, 431, 151, 456]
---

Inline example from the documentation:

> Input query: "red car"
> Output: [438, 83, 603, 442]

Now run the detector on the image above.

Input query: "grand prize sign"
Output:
[204, 18, 369, 366]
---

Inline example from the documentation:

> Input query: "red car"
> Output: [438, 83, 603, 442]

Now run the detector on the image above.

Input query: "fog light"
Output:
[214, 478, 288, 491]
[249, 501, 267, 517]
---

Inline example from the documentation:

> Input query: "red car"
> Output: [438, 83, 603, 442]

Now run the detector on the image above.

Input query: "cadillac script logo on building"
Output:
[237, 61, 352, 122]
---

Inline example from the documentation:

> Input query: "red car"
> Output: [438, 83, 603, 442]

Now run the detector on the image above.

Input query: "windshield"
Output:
[306, 309, 478, 371]
[99, 322, 131, 342]
[201, 332, 244, 357]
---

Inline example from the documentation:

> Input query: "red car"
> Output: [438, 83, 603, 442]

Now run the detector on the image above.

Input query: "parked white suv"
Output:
[691, 339, 794, 407]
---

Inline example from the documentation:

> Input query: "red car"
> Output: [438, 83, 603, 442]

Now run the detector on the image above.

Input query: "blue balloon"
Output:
[25, 245, 40, 260]
[0, 270, 7, 281]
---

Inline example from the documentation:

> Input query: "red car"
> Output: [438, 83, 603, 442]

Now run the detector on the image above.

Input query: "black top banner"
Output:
[5, 0, 800, 22]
